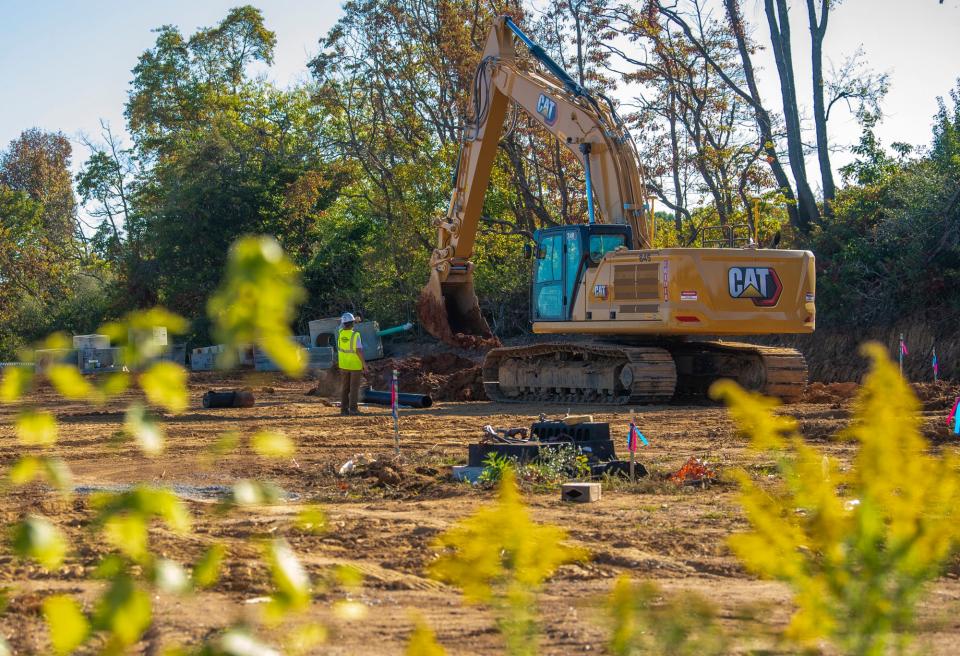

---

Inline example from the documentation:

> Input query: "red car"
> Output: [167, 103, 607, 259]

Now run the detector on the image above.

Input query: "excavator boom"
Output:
[417, 16, 648, 349]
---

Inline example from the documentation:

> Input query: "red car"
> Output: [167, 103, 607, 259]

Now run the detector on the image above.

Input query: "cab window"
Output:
[588, 234, 626, 264]
[535, 234, 563, 283]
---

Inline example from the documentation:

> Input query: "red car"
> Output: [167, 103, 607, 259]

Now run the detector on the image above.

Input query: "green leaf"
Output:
[99, 372, 130, 398]
[94, 486, 191, 533]
[43, 457, 73, 492]
[139, 361, 188, 414]
[12, 515, 67, 569]
[285, 623, 327, 655]
[42, 333, 71, 350]
[0, 365, 32, 403]
[405, 617, 447, 656]
[9, 456, 41, 485]
[207, 235, 307, 377]
[193, 544, 226, 589]
[251, 430, 295, 458]
[230, 480, 283, 507]
[46, 364, 98, 402]
[93, 576, 151, 647]
[260, 336, 307, 378]
[333, 564, 363, 589]
[124, 404, 165, 455]
[9, 456, 72, 492]
[104, 514, 148, 562]
[295, 506, 326, 534]
[265, 538, 311, 614]
[43, 594, 89, 654]
[15, 409, 58, 446]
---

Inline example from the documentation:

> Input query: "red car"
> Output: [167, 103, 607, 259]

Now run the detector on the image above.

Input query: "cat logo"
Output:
[728, 267, 782, 307]
[536, 94, 558, 125]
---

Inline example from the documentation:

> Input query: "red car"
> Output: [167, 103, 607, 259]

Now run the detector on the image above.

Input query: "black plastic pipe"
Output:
[361, 388, 433, 409]
[202, 390, 255, 408]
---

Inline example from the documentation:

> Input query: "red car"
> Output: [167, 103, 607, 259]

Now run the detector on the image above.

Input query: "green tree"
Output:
[121, 7, 340, 327]
[0, 128, 78, 245]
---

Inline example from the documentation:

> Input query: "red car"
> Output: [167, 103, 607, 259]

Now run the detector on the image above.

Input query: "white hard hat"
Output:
[340, 312, 356, 324]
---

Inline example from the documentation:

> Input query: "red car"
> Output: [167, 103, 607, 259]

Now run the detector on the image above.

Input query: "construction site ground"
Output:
[3, 371, 960, 654]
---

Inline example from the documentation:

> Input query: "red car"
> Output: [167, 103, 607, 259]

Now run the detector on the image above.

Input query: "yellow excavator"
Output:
[417, 16, 815, 404]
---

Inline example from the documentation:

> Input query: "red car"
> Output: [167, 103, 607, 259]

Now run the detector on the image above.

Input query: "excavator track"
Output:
[483, 343, 676, 405]
[482, 341, 807, 405]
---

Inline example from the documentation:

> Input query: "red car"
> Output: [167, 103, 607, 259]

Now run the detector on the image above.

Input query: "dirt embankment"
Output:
[762, 325, 957, 383]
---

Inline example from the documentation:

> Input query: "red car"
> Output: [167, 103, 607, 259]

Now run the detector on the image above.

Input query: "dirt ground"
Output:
[2, 371, 960, 654]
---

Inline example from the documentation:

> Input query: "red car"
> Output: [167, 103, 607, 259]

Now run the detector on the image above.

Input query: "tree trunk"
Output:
[719, 0, 805, 233]
[764, 0, 820, 230]
[807, 0, 835, 215]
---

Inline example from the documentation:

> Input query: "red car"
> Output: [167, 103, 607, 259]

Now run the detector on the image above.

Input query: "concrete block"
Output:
[161, 343, 187, 365]
[192, 344, 226, 356]
[253, 337, 323, 372]
[237, 344, 255, 367]
[129, 326, 167, 348]
[191, 351, 218, 372]
[79, 347, 124, 373]
[308, 347, 334, 371]
[73, 334, 110, 349]
[452, 466, 484, 483]
[34, 349, 78, 373]
[561, 482, 602, 503]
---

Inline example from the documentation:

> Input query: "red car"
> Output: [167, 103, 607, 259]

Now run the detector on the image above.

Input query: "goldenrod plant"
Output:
[405, 616, 447, 656]
[428, 469, 587, 655]
[712, 343, 960, 655]
[606, 576, 727, 656]
[0, 235, 322, 654]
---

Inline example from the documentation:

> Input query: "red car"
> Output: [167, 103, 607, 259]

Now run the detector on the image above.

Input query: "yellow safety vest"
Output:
[337, 329, 363, 371]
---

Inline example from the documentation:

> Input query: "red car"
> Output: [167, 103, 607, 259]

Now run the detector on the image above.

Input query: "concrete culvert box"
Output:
[309, 318, 384, 361]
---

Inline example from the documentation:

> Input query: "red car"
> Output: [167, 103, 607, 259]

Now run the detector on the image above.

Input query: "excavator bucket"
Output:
[416, 269, 501, 350]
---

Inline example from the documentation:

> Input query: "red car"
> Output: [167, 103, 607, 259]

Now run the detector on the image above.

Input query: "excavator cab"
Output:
[532, 224, 632, 322]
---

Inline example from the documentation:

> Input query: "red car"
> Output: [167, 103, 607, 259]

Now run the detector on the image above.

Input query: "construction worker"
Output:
[337, 312, 367, 415]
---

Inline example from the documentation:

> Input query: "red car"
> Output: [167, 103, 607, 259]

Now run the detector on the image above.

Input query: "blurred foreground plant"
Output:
[606, 576, 727, 656]
[0, 235, 322, 654]
[429, 470, 586, 655]
[712, 343, 960, 655]
[207, 235, 306, 376]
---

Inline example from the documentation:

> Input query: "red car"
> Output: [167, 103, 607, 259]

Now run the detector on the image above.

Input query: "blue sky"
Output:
[0, 0, 958, 188]
[0, 0, 344, 163]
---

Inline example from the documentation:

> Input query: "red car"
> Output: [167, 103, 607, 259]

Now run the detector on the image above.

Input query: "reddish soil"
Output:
[2, 374, 960, 654]
[369, 353, 484, 402]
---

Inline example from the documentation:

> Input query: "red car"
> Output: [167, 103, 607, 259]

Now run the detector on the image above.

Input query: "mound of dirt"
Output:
[368, 353, 484, 402]
[911, 381, 960, 411]
[801, 381, 859, 404]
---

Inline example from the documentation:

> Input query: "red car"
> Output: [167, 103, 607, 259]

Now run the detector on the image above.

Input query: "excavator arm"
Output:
[417, 16, 651, 348]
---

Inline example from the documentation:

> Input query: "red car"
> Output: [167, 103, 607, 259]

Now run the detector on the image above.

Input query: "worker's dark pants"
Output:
[340, 369, 364, 414]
